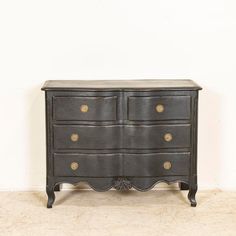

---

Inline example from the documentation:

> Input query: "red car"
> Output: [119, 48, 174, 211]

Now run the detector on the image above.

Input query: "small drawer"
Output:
[124, 124, 191, 149]
[54, 153, 122, 177]
[53, 96, 117, 121]
[128, 96, 190, 121]
[124, 153, 190, 176]
[53, 125, 121, 150]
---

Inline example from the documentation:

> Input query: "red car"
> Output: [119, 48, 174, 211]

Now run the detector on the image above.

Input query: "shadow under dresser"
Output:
[41, 79, 202, 208]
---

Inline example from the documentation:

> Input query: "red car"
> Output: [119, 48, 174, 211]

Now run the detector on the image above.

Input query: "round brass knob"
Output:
[71, 133, 79, 142]
[156, 104, 164, 113]
[70, 162, 79, 170]
[164, 133, 173, 142]
[80, 104, 88, 113]
[163, 161, 172, 170]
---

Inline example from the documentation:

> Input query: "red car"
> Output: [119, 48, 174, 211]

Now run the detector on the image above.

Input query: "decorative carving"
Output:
[46, 178, 191, 207]
[113, 178, 132, 191]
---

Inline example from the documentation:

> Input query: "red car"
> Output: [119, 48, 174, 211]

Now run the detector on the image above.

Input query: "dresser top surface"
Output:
[42, 79, 202, 91]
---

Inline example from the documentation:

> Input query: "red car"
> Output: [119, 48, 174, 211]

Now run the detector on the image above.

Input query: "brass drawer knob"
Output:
[163, 161, 172, 170]
[80, 104, 89, 113]
[156, 104, 164, 113]
[71, 133, 79, 142]
[164, 133, 173, 142]
[70, 162, 79, 170]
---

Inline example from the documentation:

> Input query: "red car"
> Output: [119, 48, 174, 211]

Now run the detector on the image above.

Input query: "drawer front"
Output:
[53, 96, 117, 121]
[124, 124, 191, 149]
[128, 96, 190, 121]
[124, 153, 190, 176]
[53, 125, 121, 150]
[54, 153, 122, 177]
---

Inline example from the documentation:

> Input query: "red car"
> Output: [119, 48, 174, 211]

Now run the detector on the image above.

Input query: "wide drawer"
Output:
[54, 153, 122, 177]
[54, 124, 190, 150]
[53, 125, 121, 150]
[124, 153, 190, 176]
[128, 96, 190, 121]
[53, 96, 117, 121]
[124, 124, 191, 149]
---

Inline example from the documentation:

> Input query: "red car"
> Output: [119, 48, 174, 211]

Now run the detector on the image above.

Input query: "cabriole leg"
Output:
[188, 185, 197, 207]
[46, 185, 55, 208]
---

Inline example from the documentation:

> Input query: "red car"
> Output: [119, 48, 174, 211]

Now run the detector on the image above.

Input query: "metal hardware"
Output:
[156, 104, 164, 113]
[80, 104, 88, 113]
[163, 161, 172, 170]
[164, 133, 173, 142]
[70, 162, 79, 170]
[71, 133, 79, 142]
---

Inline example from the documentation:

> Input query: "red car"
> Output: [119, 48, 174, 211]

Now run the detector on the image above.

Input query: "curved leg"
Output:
[46, 185, 55, 208]
[179, 182, 189, 190]
[188, 185, 197, 207]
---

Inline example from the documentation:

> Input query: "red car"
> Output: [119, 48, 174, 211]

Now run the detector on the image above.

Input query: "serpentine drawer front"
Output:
[42, 79, 202, 208]
[54, 153, 123, 177]
[53, 124, 190, 150]
[53, 95, 117, 121]
[128, 96, 191, 121]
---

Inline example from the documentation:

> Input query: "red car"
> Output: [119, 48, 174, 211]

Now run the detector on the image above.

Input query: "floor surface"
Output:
[0, 190, 236, 236]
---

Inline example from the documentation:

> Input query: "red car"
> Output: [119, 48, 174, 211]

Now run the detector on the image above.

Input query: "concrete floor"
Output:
[0, 190, 236, 236]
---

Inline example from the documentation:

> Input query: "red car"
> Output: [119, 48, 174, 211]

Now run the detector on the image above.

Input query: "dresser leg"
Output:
[54, 184, 61, 192]
[179, 182, 189, 190]
[46, 185, 55, 208]
[188, 186, 197, 207]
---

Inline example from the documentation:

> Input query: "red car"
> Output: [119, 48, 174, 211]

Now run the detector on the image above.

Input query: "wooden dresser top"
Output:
[42, 79, 202, 91]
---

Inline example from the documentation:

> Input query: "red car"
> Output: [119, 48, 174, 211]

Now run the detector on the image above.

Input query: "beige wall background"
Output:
[0, 0, 235, 190]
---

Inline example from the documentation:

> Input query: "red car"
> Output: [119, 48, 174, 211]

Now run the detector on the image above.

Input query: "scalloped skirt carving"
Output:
[47, 176, 191, 207]
[53, 176, 189, 192]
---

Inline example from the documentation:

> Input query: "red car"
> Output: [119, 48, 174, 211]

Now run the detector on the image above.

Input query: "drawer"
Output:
[124, 153, 190, 176]
[53, 96, 117, 121]
[124, 124, 191, 149]
[128, 96, 190, 121]
[53, 125, 121, 150]
[54, 153, 122, 177]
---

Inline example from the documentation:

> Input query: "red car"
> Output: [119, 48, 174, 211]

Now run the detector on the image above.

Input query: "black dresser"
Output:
[42, 80, 202, 208]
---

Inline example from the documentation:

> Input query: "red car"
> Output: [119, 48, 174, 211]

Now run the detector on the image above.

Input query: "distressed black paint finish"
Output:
[42, 79, 201, 208]
[128, 96, 191, 121]
[124, 124, 191, 149]
[53, 96, 117, 121]
[54, 153, 123, 177]
[53, 125, 122, 150]
[53, 124, 190, 150]
[123, 153, 190, 176]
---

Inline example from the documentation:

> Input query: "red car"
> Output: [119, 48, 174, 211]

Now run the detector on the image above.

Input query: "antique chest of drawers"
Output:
[41, 80, 202, 208]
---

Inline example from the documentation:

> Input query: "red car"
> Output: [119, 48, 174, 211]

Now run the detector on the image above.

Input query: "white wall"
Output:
[0, 0, 236, 190]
